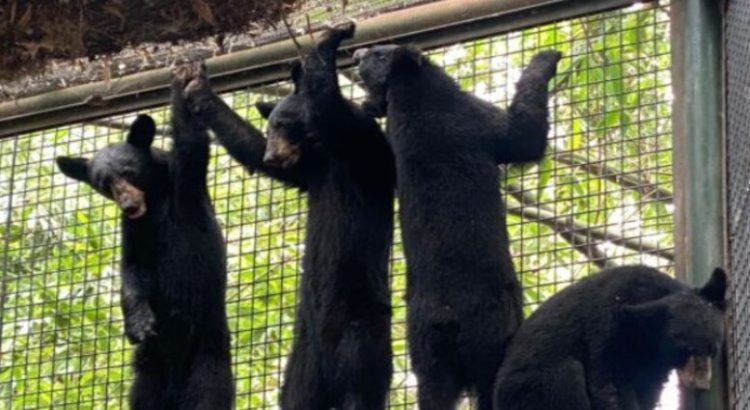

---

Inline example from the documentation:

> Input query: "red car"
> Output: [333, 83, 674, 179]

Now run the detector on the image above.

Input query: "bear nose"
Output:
[352, 48, 369, 63]
[263, 151, 283, 167]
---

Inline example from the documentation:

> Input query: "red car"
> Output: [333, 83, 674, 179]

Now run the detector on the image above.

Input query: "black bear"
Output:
[493, 265, 727, 410]
[183, 23, 395, 410]
[354, 46, 561, 409]
[56, 65, 234, 410]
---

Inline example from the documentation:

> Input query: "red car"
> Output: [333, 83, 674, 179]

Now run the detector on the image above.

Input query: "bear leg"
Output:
[182, 350, 234, 410]
[494, 358, 591, 410]
[281, 327, 327, 410]
[129, 341, 167, 410]
[416, 370, 462, 410]
[336, 319, 392, 410]
[410, 327, 462, 409]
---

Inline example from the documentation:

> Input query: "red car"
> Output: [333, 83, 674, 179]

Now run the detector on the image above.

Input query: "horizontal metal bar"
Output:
[0, 0, 647, 139]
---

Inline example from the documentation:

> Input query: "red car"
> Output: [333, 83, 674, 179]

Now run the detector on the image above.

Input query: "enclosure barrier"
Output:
[0, 0, 734, 408]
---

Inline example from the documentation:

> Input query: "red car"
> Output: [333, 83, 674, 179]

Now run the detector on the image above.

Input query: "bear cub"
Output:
[354, 44, 561, 410]
[493, 265, 726, 410]
[183, 23, 395, 410]
[56, 65, 234, 410]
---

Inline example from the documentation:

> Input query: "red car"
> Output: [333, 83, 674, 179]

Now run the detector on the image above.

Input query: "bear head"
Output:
[621, 267, 727, 390]
[353, 45, 424, 117]
[255, 62, 318, 168]
[56, 114, 161, 219]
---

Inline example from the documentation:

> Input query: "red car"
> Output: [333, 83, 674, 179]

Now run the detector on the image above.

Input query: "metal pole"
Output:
[671, 0, 727, 408]
[0, 0, 646, 138]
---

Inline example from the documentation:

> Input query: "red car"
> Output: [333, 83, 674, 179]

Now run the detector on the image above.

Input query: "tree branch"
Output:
[557, 229, 616, 270]
[505, 183, 674, 262]
[552, 152, 673, 204]
[505, 183, 614, 268]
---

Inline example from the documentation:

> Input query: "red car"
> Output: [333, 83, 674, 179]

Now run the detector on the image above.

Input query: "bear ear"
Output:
[290, 61, 304, 93]
[255, 101, 277, 119]
[126, 114, 156, 149]
[56, 156, 90, 183]
[698, 268, 727, 311]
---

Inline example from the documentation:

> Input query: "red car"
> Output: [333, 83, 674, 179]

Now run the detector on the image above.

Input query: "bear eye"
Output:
[99, 176, 115, 196]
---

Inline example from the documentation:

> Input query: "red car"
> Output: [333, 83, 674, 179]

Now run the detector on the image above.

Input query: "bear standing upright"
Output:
[183, 23, 395, 410]
[493, 266, 727, 410]
[55, 66, 234, 410]
[354, 46, 561, 410]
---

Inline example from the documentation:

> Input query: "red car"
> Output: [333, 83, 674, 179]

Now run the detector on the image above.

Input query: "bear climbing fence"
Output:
[0, 0, 724, 408]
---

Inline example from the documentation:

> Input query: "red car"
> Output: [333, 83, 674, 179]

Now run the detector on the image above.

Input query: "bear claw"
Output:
[173, 62, 211, 110]
[125, 309, 157, 344]
[324, 19, 356, 41]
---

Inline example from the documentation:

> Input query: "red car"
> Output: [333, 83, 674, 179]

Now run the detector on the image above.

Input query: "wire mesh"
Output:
[0, 2, 674, 409]
[726, 0, 750, 408]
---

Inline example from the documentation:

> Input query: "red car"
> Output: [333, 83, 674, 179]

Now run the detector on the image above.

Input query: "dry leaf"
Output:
[16, 5, 33, 29]
[102, 3, 127, 31]
[191, 0, 216, 25]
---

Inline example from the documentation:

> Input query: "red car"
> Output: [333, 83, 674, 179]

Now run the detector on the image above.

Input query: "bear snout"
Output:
[111, 179, 147, 219]
[263, 135, 301, 169]
[677, 355, 713, 390]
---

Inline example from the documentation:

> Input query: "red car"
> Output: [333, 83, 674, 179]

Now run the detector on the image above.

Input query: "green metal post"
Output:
[671, 0, 727, 408]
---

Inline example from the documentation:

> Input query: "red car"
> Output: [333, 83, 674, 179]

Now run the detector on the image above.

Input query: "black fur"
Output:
[355, 46, 561, 410]
[184, 23, 395, 410]
[493, 265, 727, 410]
[55, 69, 234, 409]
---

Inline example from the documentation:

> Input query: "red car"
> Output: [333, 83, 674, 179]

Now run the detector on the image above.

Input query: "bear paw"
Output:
[323, 19, 356, 42]
[528, 50, 563, 80]
[125, 306, 157, 344]
[172, 62, 212, 112]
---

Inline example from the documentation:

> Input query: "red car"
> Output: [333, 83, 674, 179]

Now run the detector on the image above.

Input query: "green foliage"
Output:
[0, 3, 673, 409]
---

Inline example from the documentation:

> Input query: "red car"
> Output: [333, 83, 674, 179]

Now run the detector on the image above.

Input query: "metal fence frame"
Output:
[671, 0, 726, 409]
[0, 0, 731, 409]
[0, 0, 652, 139]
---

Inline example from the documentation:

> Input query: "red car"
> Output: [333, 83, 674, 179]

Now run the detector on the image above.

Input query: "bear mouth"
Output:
[111, 180, 147, 219]
[121, 203, 147, 219]
[677, 356, 712, 390]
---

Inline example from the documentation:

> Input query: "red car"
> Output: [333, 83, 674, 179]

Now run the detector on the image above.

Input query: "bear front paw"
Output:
[125, 307, 157, 344]
[528, 50, 563, 79]
[172, 62, 213, 112]
[323, 19, 357, 42]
